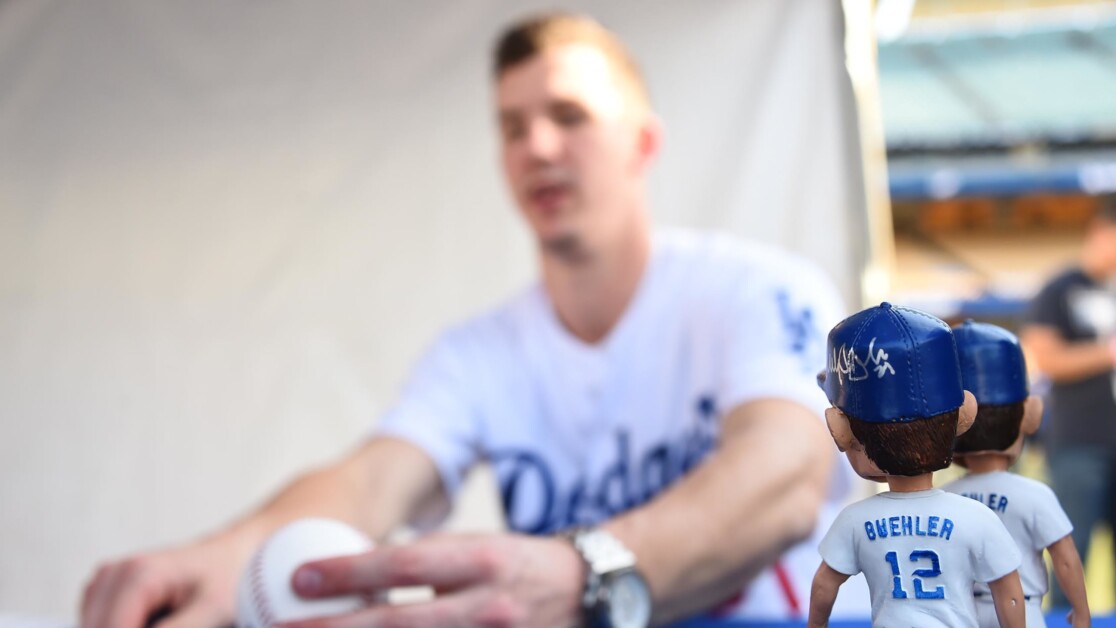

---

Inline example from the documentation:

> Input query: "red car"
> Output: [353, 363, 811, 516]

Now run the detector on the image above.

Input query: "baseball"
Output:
[236, 518, 374, 627]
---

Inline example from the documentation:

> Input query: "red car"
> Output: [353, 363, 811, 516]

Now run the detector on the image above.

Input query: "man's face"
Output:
[496, 44, 654, 254]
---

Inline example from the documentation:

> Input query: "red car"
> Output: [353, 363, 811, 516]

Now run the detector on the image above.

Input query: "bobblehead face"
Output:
[824, 391, 979, 483]
[953, 394, 1043, 469]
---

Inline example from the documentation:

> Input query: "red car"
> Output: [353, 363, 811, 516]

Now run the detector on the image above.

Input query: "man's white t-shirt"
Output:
[819, 488, 1021, 628]
[376, 229, 857, 619]
[944, 471, 1073, 627]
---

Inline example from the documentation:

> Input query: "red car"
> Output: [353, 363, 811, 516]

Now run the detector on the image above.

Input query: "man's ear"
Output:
[956, 390, 978, 436]
[1021, 394, 1044, 436]
[825, 407, 854, 452]
[634, 114, 662, 173]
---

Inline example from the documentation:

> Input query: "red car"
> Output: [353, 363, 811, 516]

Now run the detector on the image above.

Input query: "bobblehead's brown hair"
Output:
[848, 411, 960, 476]
[953, 402, 1024, 453]
[493, 12, 650, 110]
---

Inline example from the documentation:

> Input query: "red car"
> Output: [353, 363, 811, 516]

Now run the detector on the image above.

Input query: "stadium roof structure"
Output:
[879, 8, 1116, 198]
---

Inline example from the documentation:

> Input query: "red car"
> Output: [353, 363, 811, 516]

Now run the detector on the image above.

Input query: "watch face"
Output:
[605, 570, 651, 628]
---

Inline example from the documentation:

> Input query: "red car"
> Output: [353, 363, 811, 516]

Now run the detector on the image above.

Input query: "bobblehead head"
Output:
[950, 320, 1042, 468]
[817, 303, 977, 482]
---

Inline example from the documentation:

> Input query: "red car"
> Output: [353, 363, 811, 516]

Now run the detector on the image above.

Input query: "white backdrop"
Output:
[0, 0, 865, 618]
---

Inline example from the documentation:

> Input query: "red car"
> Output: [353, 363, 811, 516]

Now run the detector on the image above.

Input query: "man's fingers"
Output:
[294, 539, 503, 598]
[151, 601, 225, 628]
[81, 558, 173, 628]
[281, 588, 521, 628]
[81, 562, 125, 628]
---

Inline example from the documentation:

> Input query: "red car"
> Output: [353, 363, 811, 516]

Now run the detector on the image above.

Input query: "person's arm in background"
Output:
[1048, 534, 1091, 628]
[1020, 324, 1115, 383]
[80, 436, 444, 628]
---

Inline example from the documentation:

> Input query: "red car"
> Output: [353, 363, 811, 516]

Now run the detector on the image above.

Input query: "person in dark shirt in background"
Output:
[1021, 194, 1116, 608]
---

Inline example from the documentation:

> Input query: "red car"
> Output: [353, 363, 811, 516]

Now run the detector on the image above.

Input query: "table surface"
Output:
[3, 611, 1109, 627]
[673, 610, 1110, 627]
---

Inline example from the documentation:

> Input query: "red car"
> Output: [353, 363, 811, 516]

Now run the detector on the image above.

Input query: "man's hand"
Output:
[80, 533, 247, 628]
[1067, 608, 1092, 628]
[79, 438, 445, 628]
[281, 533, 584, 628]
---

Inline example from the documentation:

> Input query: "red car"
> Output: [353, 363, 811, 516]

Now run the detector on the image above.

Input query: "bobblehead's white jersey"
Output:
[819, 489, 1020, 628]
[376, 229, 865, 620]
[944, 470, 1073, 628]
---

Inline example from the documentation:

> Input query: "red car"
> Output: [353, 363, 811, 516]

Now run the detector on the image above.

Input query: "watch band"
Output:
[562, 526, 644, 627]
[569, 527, 638, 574]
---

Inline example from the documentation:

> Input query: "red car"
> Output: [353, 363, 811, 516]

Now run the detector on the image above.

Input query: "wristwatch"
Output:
[563, 527, 652, 628]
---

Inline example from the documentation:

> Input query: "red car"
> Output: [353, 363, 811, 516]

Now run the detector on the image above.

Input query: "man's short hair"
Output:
[848, 410, 959, 476]
[954, 402, 1024, 454]
[492, 12, 650, 110]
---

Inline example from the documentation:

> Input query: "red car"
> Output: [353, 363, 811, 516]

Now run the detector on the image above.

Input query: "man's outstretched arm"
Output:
[605, 398, 834, 623]
[285, 398, 834, 628]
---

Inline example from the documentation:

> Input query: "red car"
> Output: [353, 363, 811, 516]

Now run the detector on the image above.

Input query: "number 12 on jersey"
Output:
[884, 550, 945, 600]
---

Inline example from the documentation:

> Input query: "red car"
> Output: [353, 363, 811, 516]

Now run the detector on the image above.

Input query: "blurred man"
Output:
[82, 13, 847, 627]
[1021, 195, 1116, 608]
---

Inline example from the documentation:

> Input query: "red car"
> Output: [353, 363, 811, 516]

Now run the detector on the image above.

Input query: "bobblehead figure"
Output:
[807, 303, 1026, 628]
[944, 320, 1090, 628]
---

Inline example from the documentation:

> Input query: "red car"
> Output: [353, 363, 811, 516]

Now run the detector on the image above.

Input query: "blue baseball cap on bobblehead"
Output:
[817, 302, 964, 423]
[952, 320, 1029, 406]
